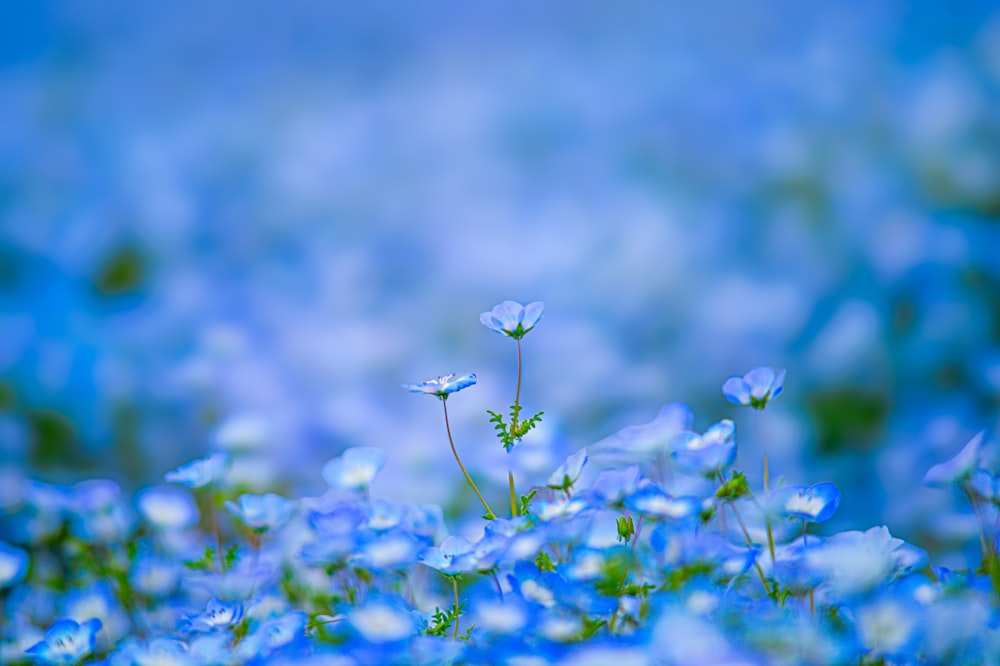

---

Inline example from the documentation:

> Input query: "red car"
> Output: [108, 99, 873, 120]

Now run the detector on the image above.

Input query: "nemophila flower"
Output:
[25, 618, 102, 665]
[110, 638, 189, 666]
[722, 366, 786, 409]
[584, 465, 642, 505]
[401, 372, 477, 400]
[322, 447, 387, 492]
[624, 483, 701, 520]
[130, 556, 181, 597]
[136, 485, 199, 530]
[805, 526, 927, 597]
[775, 482, 841, 524]
[419, 534, 504, 575]
[347, 599, 416, 643]
[590, 402, 693, 463]
[164, 453, 229, 489]
[0, 540, 29, 588]
[69, 479, 132, 543]
[671, 420, 737, 478]
[923, 431, 985, 488]
[547, 449, 588, 492]
[480, 300, 545, 339]
[855, 596, 919, 660]
[184, 597, 245, 633]
[225, 493, 296, 532]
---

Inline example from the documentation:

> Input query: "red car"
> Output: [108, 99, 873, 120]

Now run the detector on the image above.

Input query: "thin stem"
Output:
[965, 488, 991, 560]
[632, 514, 644, 550]
[809, 589, 815, 618]
[763, 454, 776, 565]
[508, 470, 518, 518]
[452, 576, 461, 639]
[802, 519, 808, 549]
[207, 490, 225, 572]
[513, 338, 523, 431]
[717, 473, 771, 598]
[442, 400, 496, 519]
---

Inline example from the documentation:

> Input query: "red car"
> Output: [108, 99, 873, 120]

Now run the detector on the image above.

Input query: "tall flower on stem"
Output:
[402, 373, 497, 520]
[481, 300, 545, 518]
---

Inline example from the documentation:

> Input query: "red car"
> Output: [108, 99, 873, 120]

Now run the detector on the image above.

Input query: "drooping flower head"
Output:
[401, 373, 477, 401]
[480, 301, 545, 339]
[722, 367, 786, 410]
[923, 431, 985, 489]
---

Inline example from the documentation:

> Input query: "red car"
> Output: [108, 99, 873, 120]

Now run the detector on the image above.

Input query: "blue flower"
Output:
[923, 431, 985, 489]
[672, 419, 737, 477]
[0, 540, 29, 588]
[25, 618, 102, 665]
[184, 598, 245, 633]
[225, 493, 296, 532]
[546, 449, 588, 492]
[164, 453, 229, 489]
[480, 301, 545, 339]
[322, 447, 388, 492]
[722, 367, 786, 409]
[775, 482, 841, 524]
[401, 373, 477, 400]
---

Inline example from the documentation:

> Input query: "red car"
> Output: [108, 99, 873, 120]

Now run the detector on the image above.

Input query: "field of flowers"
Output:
[3, 1, 1000, 663]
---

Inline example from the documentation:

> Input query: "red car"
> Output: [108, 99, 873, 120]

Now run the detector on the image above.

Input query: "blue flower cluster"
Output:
[3, 303, 1000, 664]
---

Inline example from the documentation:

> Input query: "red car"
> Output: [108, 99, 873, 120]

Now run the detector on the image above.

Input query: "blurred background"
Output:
[2, 0, 1000, 563]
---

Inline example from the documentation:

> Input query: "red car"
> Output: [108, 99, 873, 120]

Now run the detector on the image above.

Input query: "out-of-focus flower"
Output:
[805, 526, 926, 596]
[164, 453, 229, 489]
[184, 598, 245, 633]
[0, 540, 29, 588]
[624, 483, 701, 520]
[480, 301, 544, 339]
[401, 373, 476, 400]
[923, 431, 985, 488]
[672, 420, 737, 478]
[547, 449, 588, 492]
[25, 618, 102, 664]
[775, 482, 841, 524]
[322, 447, 387, 492]
[722, 367, 786, 409]
[225, 493, 296, 532]
[136, 485, 199, 530]
[348, 599, 415, 643]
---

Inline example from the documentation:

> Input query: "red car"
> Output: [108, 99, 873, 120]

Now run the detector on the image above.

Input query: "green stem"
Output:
[508, 470, 518, 518]
[513, 338, 523, 432]
[763, 453, 776, 565]
[207, 490, 225, 572]
[717, 472, 771, 598]
[442, 400, 496, 520]
[452, 576, 460, 639]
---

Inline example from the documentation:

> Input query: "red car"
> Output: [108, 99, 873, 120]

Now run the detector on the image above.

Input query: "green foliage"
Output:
[487, 404, 544, 452]
[535, 550, 556, 573]
[424, 602, 469, 638]
[716, 471, 751, 502]
[519, 489, 537, 515]
[616, 514, 636, 544]
[224, 544, 241, 571]
[577, 616, 608, 640]
[183, 546, 220, 571]
[662, 563, 713, 591]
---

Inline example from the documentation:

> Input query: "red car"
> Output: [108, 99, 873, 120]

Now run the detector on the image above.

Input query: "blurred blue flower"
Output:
[775, 481, 841, 524]
[136, 485, 199, 530]
[164, 453, 229, 489]
[225, 493, 296, 532]
[0, 540, 29, 588]
[923, 431, 985, 489]
[322, 447, 387, 492]
[401, 373, 477, 400]
[480, 301, 545, 339]
[347, 598, 416, 643]
[25, 618, 102, 665]
[672, 419, 737, 478]
[184, 598, 245, 633]
[624, 483, 701, 520]
[546, 449, 588, 492]
[722, 367, 786, 409]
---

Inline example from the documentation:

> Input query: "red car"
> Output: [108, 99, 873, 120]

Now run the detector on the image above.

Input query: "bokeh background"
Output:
[3, 1, 1000, 564]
